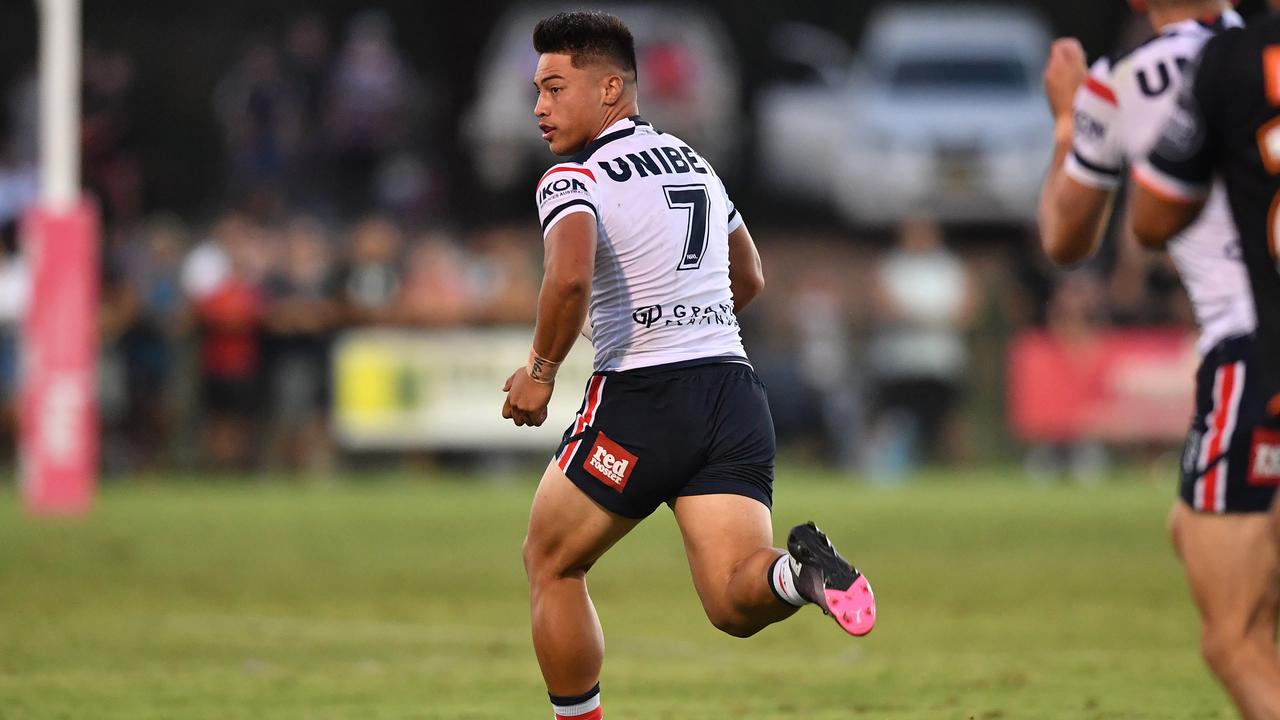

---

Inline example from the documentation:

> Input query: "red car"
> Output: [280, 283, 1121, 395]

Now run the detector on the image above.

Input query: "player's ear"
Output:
[601, 73, 624, 106]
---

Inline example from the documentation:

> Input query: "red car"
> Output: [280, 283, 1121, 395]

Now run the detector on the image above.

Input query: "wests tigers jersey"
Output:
[1140, 15, 1280, 409]
[535, 116, 746, 372]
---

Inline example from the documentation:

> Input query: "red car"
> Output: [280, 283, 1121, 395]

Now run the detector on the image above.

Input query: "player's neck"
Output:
[593, 102, 640, 140]
[1148, 1, 1230, 31]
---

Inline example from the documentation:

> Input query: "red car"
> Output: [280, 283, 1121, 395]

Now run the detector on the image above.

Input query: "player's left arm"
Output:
[717, 177, 763, 313]
[503, 213, 596, 427]
[1129, 180, 1206, 248]
[1040, 166, 1115, 266]
[1130, 45, 1220, 249]
[1037, 39, 1119, 266]
[728, 222, 764, 313]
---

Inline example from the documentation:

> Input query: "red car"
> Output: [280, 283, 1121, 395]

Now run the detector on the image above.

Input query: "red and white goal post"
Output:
[21, 0, 99, 516]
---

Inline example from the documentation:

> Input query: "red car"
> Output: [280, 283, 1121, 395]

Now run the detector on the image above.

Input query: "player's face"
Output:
[533, 53, 606, 156]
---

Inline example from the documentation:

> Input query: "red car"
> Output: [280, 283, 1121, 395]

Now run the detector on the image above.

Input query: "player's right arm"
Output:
[529, 212, 596, 365]
[502, 165, 600, 427]
[1037, 40, 1121, 266]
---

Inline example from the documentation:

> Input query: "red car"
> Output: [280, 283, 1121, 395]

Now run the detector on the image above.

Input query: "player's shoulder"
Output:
[1198, 14, 1267, 63]
[536, 162, 598, 192]
[1187, 19, 1261, 99]
[1109, 12, 1241, 70]
[1079, 38, 1178, 107]
[1105, 29, 1203, 77]
[534, 161, 599, 224]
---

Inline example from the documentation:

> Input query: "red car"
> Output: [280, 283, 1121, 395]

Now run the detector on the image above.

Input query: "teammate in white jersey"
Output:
[501, 12, 876, 720]
[1038, 1, 1278, 712]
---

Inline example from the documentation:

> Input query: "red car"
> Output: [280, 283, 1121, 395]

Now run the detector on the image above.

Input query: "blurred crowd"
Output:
[95, 212, 540, 474]
[0, 12, 533, 474]
[749, 214, 1192, 482]
[0, 9, 1199, 477]
[212, 12, 447, 225]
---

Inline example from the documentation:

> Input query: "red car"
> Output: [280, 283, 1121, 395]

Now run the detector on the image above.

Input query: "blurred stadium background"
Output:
[0, 1, 1266, 718]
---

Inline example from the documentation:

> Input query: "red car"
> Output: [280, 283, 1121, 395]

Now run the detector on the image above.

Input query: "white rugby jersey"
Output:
[535, 116, 747, 372]
[1066, 11, 1256, 354]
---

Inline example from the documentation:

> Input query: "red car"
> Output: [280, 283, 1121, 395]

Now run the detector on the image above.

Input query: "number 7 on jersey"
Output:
[665, 184, 710, 271]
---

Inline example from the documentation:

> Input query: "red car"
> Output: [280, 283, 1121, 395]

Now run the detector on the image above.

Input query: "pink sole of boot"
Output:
[824, 575, 876, 636]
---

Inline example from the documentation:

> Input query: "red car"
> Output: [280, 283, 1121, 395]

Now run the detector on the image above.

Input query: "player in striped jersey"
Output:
[1040, 1, 1280, 715]
[500, 12, 875, 720]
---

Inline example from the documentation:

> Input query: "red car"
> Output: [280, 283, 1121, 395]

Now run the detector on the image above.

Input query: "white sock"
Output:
[768, 554, 807, 607]
[550, 683, 601, 720]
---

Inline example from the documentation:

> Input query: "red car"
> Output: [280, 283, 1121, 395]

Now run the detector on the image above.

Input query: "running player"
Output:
[499, 12, 876, 720]
[1037, 2, 1280, 717]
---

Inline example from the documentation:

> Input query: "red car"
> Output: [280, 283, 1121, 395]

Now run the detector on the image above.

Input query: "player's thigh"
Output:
[671, 493, 775, 602]
[524, 460, 641, 580]
[1171, 503, 1280, 638]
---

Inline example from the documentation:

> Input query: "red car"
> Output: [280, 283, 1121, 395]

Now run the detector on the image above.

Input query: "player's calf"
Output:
[697, 547, 797, 638]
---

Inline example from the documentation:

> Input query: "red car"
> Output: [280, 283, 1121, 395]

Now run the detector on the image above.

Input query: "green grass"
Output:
[0, 468, 1236, 719]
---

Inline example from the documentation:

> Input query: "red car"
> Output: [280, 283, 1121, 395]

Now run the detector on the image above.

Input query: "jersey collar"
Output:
[1165, 8, 1243, 36]
[598, 115, 652, 137]
[571, 116, 653, 163]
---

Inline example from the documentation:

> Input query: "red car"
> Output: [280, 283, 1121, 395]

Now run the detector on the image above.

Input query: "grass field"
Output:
[0, 467, 1238, 719]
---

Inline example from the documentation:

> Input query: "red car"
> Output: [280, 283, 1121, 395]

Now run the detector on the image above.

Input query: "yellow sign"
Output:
[332, 328, 593, 450]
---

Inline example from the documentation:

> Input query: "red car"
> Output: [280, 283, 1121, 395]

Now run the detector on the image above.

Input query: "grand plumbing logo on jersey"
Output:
[631, 302, 738, 329]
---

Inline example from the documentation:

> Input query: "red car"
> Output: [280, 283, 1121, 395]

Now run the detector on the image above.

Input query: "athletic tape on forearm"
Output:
[527, 349, 561, 384]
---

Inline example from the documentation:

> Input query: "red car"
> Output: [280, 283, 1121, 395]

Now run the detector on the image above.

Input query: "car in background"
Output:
[758, 5, 1053, 226]
[463, 4, 742, 194]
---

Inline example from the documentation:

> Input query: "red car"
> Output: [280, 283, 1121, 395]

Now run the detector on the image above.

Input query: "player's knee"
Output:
[521, 534, 539, 580]
[710, 615, 761, 639]
[521, 534, 590, 586]
[521, 534, 558, 582]
[1200, 625, 1247, 680]
[705, 606, 764, 639]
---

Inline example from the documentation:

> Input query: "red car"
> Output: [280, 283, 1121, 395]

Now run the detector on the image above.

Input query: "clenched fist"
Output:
[502, 368, 554, 427]
[1044, 38, 1088, 123]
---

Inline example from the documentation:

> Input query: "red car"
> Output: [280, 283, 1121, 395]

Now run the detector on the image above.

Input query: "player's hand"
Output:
[502, 368, 554, 427]
[1044, 38, 1088, 122]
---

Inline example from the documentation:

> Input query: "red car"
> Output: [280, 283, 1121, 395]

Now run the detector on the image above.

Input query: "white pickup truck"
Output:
[758, 5, 1054, 226]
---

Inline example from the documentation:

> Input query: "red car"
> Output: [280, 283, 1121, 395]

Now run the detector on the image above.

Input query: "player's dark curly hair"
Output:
[533, 11, 637, 79]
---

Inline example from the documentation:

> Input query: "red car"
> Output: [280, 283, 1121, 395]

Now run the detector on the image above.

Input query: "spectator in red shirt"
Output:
[186, 214, 267, 470]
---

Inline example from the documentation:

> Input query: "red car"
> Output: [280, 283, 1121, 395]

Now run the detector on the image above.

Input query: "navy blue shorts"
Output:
[552, 358, 776, 519]
[1180, 334, 1280, 514]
